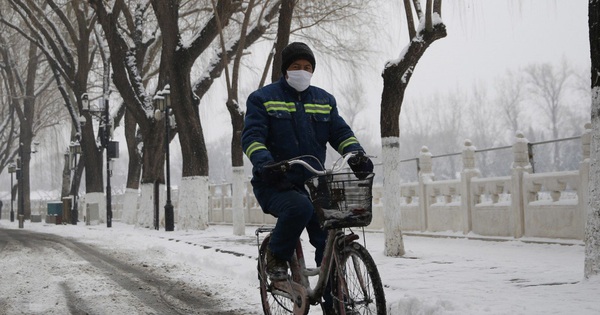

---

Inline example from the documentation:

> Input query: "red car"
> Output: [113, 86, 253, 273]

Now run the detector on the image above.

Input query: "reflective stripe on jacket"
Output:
[242, 77, 363, 187]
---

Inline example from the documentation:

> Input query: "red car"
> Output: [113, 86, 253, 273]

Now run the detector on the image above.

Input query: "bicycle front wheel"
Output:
[332, 242, 386, 315]
[258, 236, 304, 315]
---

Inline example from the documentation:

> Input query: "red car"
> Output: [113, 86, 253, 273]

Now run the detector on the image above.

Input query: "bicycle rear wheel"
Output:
[332, 242, 386, 315]
[258, 236, 304, 314]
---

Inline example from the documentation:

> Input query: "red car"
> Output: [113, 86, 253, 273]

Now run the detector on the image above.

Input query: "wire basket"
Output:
[305, 172, 374, 229]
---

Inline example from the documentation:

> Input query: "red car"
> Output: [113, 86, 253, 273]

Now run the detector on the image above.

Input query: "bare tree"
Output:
[270, 0, 296, 83]
[585, 0, 600, 279]
[525, 60, 573, 169]
[1, 0, 108, 223]
[379, 0, 446, 257]
[212, 0, 258, 235]
[337, 82, 368, 136]
[495, 69, 526, 139]
[89, 0, 287, 229]
[0, 12, 62, 219]
[0, 34, 19, 172]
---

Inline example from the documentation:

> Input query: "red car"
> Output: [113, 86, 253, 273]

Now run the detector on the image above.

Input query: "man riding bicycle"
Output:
[242, 42, 373, 309]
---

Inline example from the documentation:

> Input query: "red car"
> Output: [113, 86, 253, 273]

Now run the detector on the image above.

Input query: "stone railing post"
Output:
[245, 181, 252, 212]
[220, 182, 226, 212]
[511, 132, 532, 238]
[579, 123, 592, 239]
[209, 185, 217, 212]
[232, 166, 246, 236]
[418, 146, 434, 231]
[461, 139, 480, 234]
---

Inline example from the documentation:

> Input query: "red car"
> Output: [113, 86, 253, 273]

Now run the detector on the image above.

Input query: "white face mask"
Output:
[286, 70, 313, 92]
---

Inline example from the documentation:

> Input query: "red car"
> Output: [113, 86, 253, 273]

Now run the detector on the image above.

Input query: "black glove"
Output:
[259, 162, 293, 191]
[348, 153, 373, 180]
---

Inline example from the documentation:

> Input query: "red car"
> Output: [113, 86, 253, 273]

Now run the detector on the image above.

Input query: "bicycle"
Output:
[255, 152, 386, 315]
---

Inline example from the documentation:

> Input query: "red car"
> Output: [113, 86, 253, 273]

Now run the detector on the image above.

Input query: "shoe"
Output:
[265, 247, 288, 281]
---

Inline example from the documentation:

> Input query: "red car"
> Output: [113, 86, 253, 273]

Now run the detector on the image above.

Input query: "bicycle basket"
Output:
[305, 172, 374, 229]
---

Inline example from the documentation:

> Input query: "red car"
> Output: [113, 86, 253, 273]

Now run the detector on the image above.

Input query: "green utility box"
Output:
[47, 201, 63, 216]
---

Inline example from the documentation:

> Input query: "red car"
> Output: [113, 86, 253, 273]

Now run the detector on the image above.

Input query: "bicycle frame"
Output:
[290, 228, 337, 305]
[258, 227, 362, 308]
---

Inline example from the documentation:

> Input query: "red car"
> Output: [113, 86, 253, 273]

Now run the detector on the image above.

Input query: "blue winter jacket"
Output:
[242, 77, 364, 188]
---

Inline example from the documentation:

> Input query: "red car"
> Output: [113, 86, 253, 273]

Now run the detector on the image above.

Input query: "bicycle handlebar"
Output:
[262, 151, 368, 176]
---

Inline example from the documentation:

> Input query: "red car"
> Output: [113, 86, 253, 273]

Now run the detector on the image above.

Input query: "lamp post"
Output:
[17, 144, 24, 228]
[81, 93, 115, 228]
[154, 85, 174, 231]
[69, 140, 82, 225]
[8, 163, 16, 222]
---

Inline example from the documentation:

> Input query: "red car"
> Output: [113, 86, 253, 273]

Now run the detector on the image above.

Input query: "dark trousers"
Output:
[254, 186, 327, 265]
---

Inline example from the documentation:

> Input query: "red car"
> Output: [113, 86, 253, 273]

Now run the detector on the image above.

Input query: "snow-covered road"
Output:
[1, 220, 598, 315]
[0, 228, 241, 315]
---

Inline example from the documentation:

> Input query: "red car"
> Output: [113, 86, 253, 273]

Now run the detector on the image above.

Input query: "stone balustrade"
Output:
[205, 123, 592, 241]
[19, 125, 584, 238]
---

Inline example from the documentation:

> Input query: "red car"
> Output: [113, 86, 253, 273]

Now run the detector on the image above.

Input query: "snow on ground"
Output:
[1, 219, 599, 315]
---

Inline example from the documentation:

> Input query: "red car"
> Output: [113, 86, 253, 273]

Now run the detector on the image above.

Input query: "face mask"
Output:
[286, 70, 312, 92]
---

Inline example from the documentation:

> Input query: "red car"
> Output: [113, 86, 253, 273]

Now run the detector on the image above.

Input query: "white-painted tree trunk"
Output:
[232, 166, 246, 236]
[585, 86, 600, 278]
[84, 192, 105, 224]
[382, 137, 405, 256]
[137, 183, 156, 228]
[178, 176, 209, 231]
[121, 188, 139, 225]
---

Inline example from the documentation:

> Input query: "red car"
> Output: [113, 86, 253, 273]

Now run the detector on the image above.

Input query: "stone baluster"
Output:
[209, 185, 217, 211]
[220, 182, 226, 212]
[511, 132, 532, 238]
[579, 123, 592, 239]
[461, 139, 480, 234]
[418, 146, 434, 231]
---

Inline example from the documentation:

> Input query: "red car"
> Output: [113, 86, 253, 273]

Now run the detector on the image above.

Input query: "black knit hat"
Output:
[281, 42, 316, 75]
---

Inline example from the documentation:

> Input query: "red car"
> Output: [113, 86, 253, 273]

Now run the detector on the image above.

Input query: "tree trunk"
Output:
[173, 71, 209, 178]
[271, 0, 295, 82]
[140, 124, 167, 184]
[80, 117, 105, 194]
[380, 2, 446, 256]
[125, 109, 142, 189]
[20, 37, 39, 219]
[172, 72, 210, 230]
[230, 107, 245, 235]
[61, 152, 71, 198]
[585, 0, 600, 279]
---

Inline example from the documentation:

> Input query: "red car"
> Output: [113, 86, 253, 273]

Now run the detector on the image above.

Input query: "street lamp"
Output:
[17, 146, 23, 228]
[69, 140, 82, 225]
[15, 142, 39, 228]
[81, 92, 117, 228]
[8, 162, 16, 222]
[154, 85, 174, 231]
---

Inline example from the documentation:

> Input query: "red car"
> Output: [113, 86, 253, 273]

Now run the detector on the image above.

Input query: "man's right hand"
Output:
[260, 163, 293, 191]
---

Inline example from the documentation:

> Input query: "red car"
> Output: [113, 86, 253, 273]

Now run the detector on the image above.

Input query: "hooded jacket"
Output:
[242, 76, 364, 188]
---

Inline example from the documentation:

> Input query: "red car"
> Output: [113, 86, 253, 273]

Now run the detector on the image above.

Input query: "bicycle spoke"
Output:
[333, 243, 386, 314]
[346, 255, 374, 312]
[257, 232, 308, 315]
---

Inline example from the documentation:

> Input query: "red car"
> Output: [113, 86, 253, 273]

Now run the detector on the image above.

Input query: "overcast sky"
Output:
[199, 0, 590, 145]
[405, 0, 590, 95]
